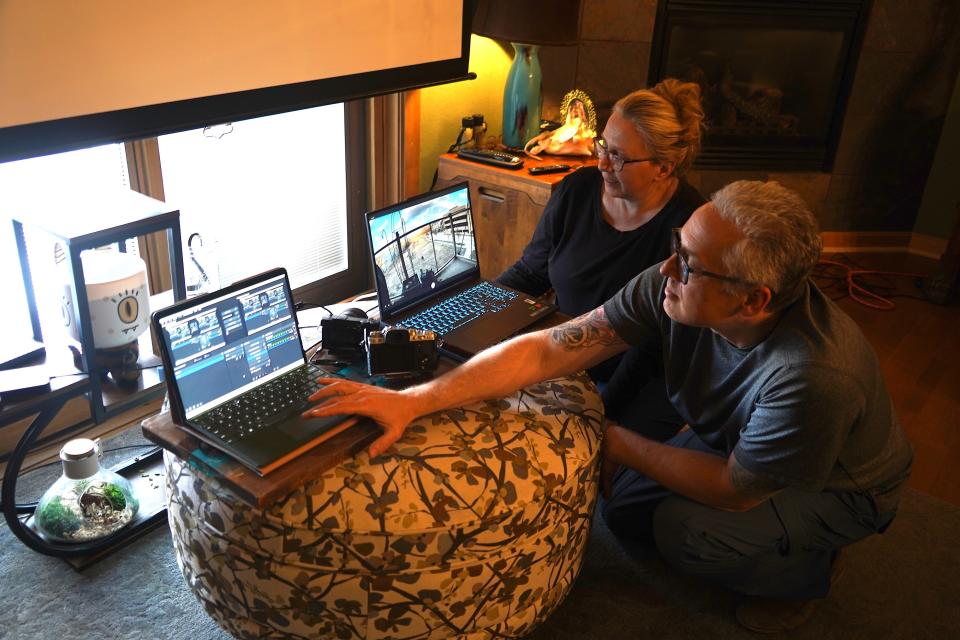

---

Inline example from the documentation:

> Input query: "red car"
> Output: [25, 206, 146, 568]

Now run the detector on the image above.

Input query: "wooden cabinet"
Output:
[436, 153, 597, 280]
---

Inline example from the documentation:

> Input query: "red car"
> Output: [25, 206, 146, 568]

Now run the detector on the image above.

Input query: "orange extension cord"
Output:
[813, 258, 929, 310]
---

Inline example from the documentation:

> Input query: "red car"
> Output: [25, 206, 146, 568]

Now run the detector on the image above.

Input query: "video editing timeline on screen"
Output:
[162, 278, 303, 418]
[369, 185, 478, 313]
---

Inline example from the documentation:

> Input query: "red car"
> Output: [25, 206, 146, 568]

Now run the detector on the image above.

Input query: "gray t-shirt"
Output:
[604, 265, 913, 515]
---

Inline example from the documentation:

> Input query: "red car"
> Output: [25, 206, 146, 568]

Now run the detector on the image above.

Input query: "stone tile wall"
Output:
[538, 0, 960, 233]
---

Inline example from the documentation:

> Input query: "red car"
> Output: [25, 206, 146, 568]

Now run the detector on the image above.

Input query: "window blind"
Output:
[157, 103, 348, 292]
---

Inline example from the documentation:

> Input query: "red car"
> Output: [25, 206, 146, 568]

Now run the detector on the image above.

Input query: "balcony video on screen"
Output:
[368, 187, 477, 309]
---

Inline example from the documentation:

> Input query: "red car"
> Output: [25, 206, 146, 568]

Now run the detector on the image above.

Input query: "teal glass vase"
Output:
[502, 43, 542, 149]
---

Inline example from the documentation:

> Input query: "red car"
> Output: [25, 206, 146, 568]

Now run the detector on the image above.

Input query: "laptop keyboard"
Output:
[194, 364, 325, 444]
[401, 281, 518, 336]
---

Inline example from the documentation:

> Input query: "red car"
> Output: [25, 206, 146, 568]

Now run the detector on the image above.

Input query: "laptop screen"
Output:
[156, 271, 304, 419]
[366, 182, 479, 318]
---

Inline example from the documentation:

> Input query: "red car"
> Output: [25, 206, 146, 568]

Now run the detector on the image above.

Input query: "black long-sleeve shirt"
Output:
[497, 166, 704, 318]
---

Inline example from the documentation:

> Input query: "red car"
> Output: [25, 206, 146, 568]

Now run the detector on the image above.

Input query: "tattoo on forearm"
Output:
[729, 459, 784, 499]
[551, 307, 621, 351]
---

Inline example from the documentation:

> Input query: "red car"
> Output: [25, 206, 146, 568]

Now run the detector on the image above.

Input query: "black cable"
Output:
[295, 300, 334, 316]
[187, 232, 210, 287]
[2, 404, 143, 557]
[16, 444, 159, 477]
[447, 127, 468, 153]
[432, 126, 472, 192]
[47, 364, 161, 381]
[12, 443, 162, 514]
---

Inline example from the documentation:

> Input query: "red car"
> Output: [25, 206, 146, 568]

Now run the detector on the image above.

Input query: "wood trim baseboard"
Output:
[821, 231, 911, 253]
[908, 233, 949, 260]
[821, 231, 946, 259]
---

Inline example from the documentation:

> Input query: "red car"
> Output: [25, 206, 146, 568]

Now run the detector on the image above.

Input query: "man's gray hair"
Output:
[710, 180, 822, 311]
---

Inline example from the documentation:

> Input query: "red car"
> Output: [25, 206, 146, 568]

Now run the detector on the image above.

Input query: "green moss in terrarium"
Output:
[36, 439, 140, 542]
[37, 496, 81, 538]
[103, 483, 137, 511]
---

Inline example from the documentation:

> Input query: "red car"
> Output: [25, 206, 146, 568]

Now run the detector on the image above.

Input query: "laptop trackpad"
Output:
[277, 413, 348, 440]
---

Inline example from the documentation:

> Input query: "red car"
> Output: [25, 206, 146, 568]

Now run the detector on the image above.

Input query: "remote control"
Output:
[528, 164, 571, 175]
[457, 148, 524, 169]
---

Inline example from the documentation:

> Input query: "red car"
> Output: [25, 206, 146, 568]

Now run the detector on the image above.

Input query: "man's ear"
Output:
[741, 286, 774, 317]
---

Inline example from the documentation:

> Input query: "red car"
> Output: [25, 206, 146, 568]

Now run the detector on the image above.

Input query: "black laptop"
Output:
[365, 181, 556, 359]
[152, 268, 355, 475]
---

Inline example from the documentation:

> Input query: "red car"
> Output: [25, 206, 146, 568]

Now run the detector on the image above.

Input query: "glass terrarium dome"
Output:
[35, 438, 139, 543]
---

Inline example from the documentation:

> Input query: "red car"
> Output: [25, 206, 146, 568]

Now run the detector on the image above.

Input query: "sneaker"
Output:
[736, 596, 819, 634]
[735, 549, 845, 634]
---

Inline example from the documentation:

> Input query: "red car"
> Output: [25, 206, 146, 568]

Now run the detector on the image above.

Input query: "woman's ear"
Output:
[655, 161, 676, 180]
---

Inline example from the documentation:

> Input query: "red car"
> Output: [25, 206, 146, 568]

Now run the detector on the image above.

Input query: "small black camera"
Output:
[366, 327, 439, 376]
[321, 315, 379, 357]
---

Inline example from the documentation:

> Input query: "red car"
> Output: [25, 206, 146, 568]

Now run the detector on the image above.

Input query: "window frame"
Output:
[126, 99, 373, 307]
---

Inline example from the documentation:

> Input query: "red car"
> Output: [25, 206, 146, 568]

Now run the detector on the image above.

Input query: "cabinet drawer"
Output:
[434, 176, 543, 280]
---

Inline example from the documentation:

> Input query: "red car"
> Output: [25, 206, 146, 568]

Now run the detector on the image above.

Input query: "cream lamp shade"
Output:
[64, 251, 150, 350]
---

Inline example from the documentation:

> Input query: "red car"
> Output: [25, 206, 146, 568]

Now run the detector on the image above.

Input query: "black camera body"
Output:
[321, 315, 379, 357]
[366, 327, 439, 376]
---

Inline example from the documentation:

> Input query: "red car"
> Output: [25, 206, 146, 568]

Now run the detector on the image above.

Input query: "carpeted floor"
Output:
[2, 434, 959, 639]
[529, 487, 960, 639]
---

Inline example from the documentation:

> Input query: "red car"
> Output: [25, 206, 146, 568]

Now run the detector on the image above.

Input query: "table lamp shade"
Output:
[472, 0, 581, 46]
[472, 0, 581, 148]
[64, 251, 150, 350]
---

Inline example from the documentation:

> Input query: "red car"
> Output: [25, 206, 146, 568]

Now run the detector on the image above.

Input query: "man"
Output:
[304, 180, 913, 633]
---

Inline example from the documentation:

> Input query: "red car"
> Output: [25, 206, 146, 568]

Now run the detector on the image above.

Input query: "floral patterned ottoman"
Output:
[165, 373, 603, 639]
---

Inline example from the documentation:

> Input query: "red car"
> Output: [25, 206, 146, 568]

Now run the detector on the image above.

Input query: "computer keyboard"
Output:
[196, 364, 325, 444]
[402, 282, 518, 336]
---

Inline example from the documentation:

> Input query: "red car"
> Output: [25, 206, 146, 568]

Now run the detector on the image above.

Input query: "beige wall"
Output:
[417, 35, 511, 193]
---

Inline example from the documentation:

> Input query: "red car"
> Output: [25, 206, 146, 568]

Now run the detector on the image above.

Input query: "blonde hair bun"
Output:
[614, 78, 706, 176]
[652, 78, 705, 149]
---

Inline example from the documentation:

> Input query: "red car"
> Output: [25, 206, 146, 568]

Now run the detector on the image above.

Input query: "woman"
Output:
[497, 79, 705, 439]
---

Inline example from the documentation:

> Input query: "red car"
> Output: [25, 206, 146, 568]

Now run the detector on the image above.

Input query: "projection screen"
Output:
[0, 0, 472, 162]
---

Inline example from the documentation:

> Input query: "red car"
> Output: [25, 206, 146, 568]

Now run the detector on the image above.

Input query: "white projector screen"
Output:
[0, 0, 471, 162]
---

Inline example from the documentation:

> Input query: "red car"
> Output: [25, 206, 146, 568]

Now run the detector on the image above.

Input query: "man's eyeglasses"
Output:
[594, 136, 655, 172]
[670, 228, 763, 289]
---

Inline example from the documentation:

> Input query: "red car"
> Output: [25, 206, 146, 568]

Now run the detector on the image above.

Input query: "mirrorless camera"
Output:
[366, 327, 439, 376]
[321, 315, 379, 357]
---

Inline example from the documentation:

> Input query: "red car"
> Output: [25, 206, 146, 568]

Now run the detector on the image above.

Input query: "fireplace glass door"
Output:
[650, 1, 870, 170]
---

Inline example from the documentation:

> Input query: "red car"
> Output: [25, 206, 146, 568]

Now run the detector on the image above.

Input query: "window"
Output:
[157, 104, 349, 292]
[0, 101, 372, 344]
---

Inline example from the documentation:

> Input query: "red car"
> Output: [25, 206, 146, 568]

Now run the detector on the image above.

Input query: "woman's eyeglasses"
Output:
[594, 136, 655, 172]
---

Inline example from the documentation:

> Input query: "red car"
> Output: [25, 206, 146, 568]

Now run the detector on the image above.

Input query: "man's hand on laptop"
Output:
[302, 377, 421, 458]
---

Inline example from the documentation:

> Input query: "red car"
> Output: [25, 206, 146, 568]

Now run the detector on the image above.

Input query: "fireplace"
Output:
[649, 0, 872, 171]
